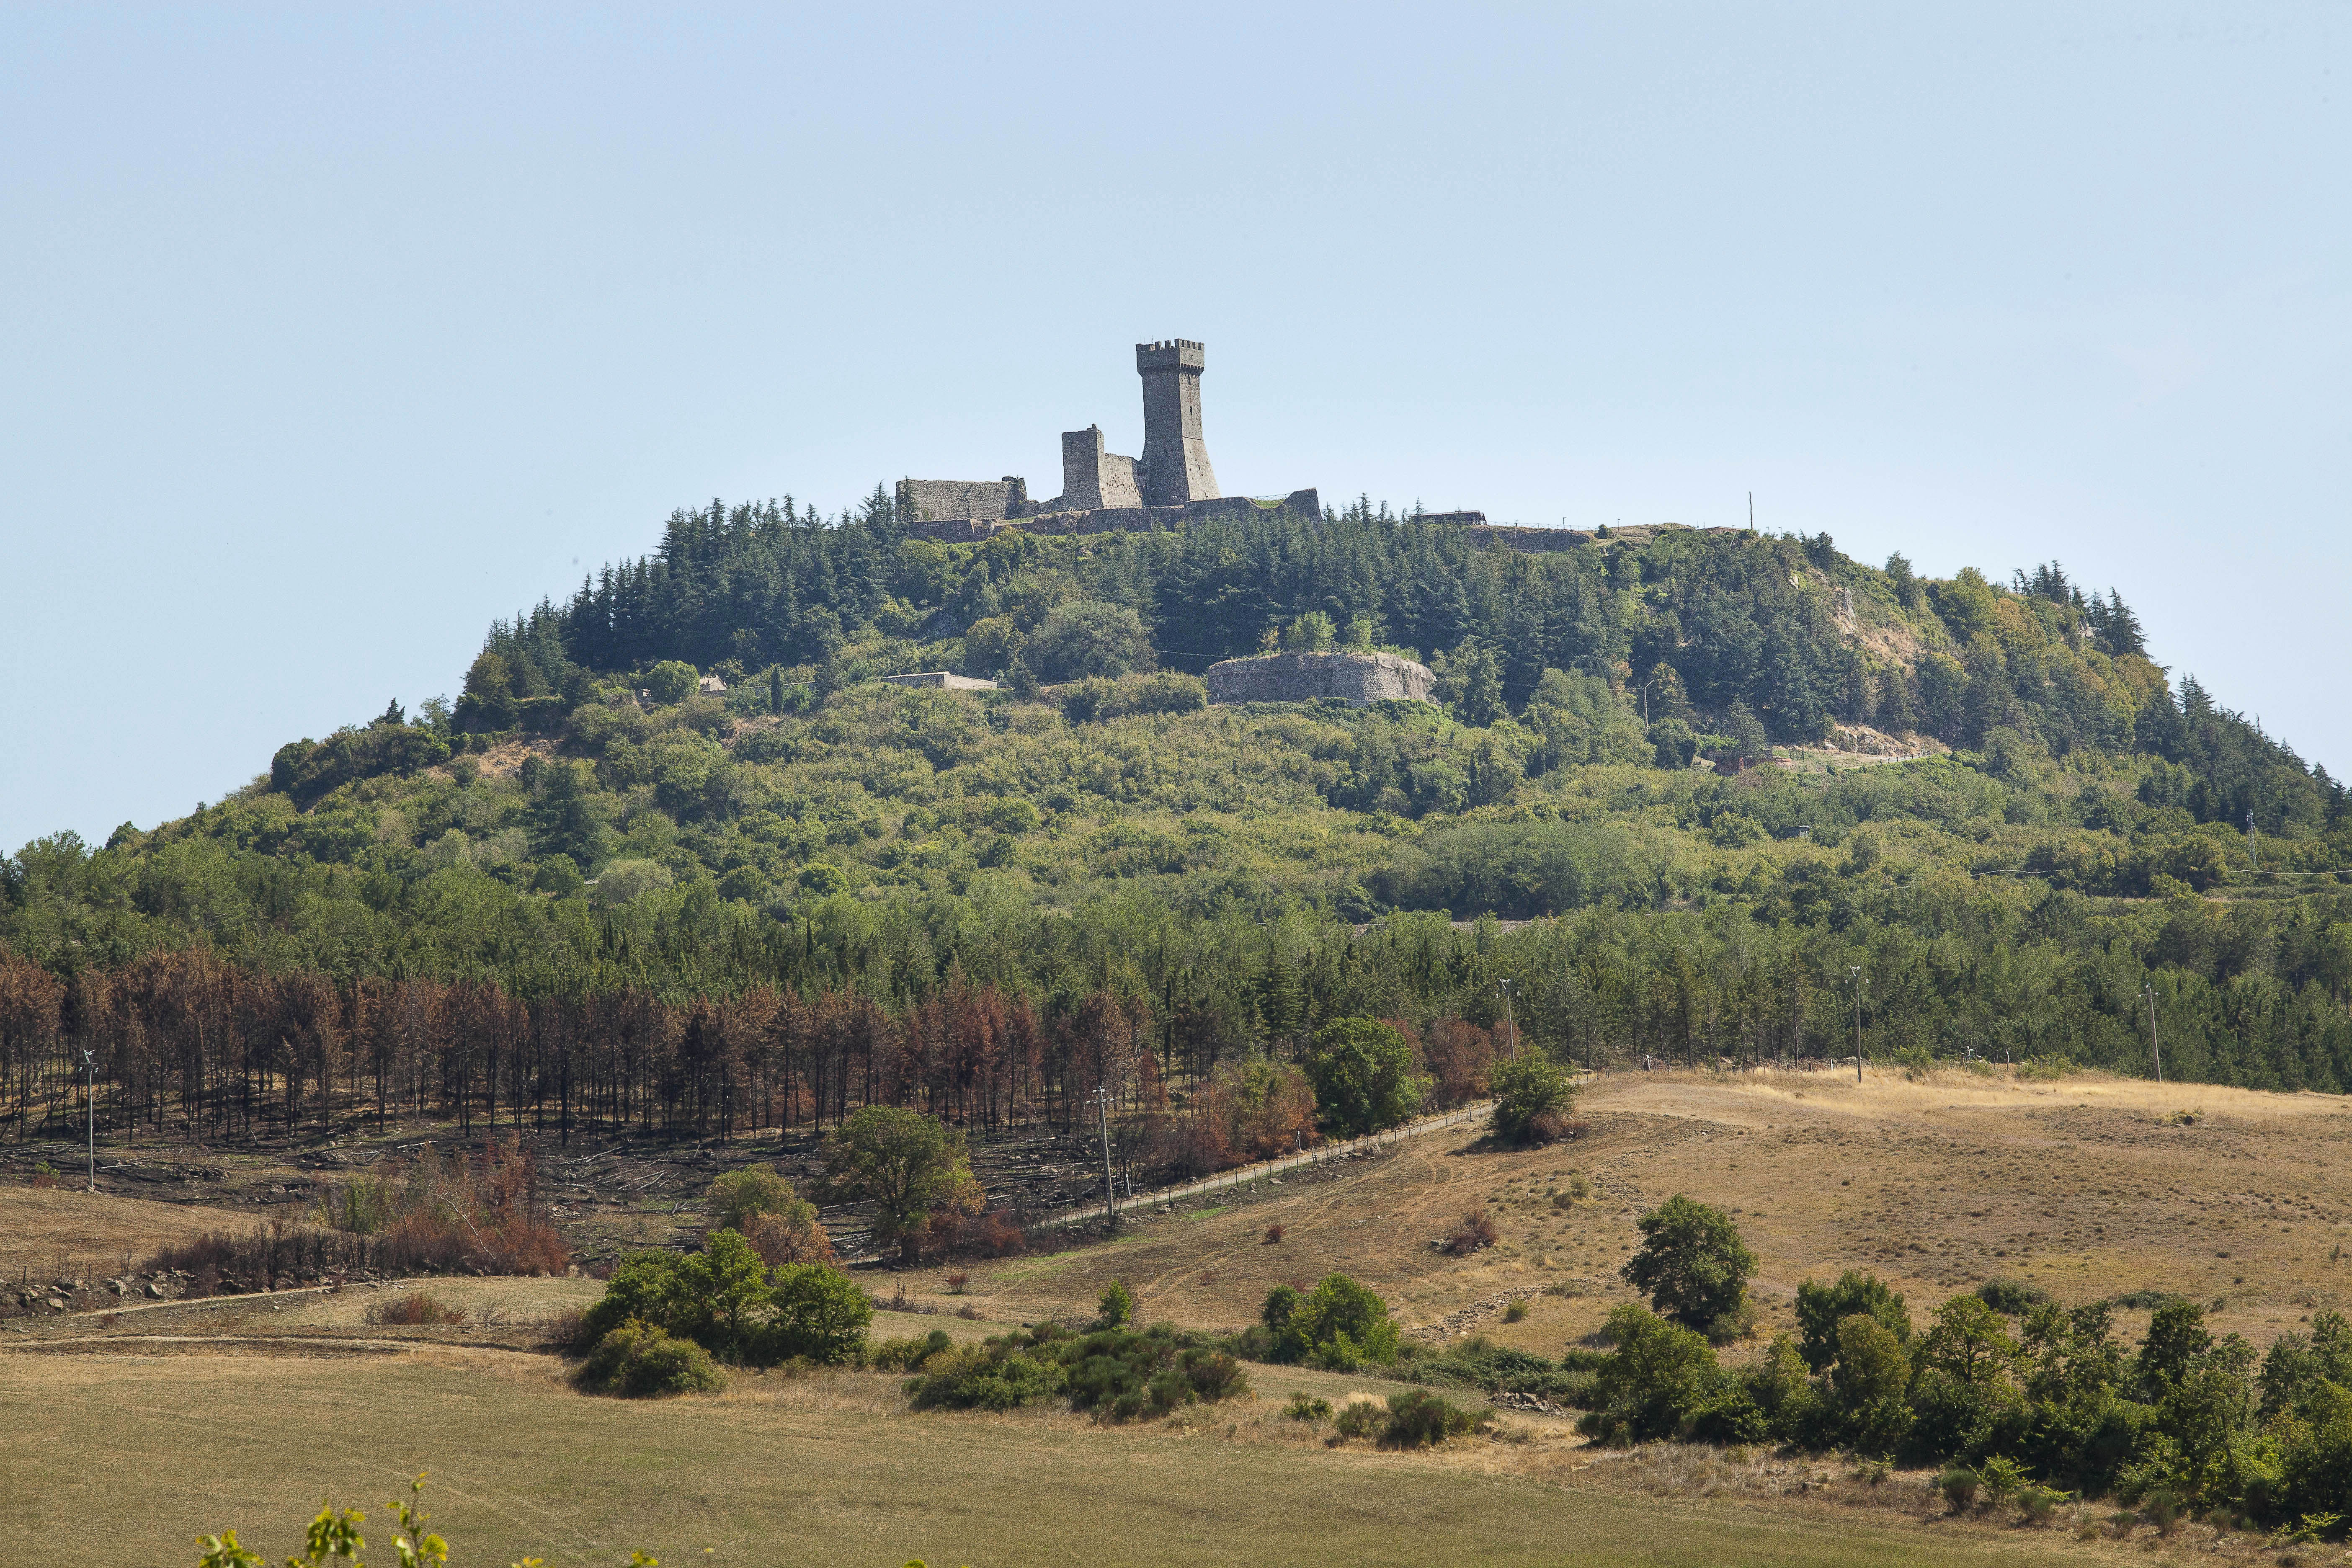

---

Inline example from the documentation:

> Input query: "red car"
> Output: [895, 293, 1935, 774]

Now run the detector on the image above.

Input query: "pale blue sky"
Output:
[4, 4, 2346, 849]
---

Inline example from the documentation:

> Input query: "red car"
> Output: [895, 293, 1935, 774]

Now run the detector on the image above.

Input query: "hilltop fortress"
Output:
[895, 338, 1718, 560]
[896, 340, 1321, 542]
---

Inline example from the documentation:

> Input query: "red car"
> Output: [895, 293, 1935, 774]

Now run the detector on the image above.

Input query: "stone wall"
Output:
[1057, 426, 1142, 510]
[902, 488, 1321, 544]
[1205, 650, 1434, 707]
[896, 477, 1031, 523]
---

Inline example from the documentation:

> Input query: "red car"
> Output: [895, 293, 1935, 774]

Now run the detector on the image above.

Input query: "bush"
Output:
[867, 1328, 954, 1372]
[905, 1324, 1247, 1421]
[1490, 1052, 1574, 1145]
[760, 1262, 874, 1364]
[1062, 1328, 1249, 1421]
[1264, 1223, 1285, 1245]
[1334, 1398, 1386, 1440]
[706, 1163, 798, 1232]
[1096, 1278, 1135, 1329]
[1260, 1274, 1401, 1368]
[1284, 1393, 1333, 1422]
[362, 1292, 465, 1327]
[1975, 1278, 2054, 1316]
[744, 1205, 835, 1266]
[1441, 1210, 1498, 1256]
[907, 1340, 1068, 1411]
[1794, 1270, 1911, 1370]
[1380, 1387, 1487, 1447]
[1578, 1304, 1723, 1445]
[578, 1234, 869, 1367]
[1026, 601, 1153, 683]
[1058, 671, 1207, 724]
[644, 660, 700, 704]
[1623, 1194, 1756, 1336]
[578, 1319, 725, 1397]
[1937, 1466, 1981, 1514]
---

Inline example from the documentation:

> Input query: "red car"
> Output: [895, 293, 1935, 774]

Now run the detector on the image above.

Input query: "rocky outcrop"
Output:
[1204, 651, 1435, 707]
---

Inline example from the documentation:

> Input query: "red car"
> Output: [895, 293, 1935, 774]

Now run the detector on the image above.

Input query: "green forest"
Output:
[6, 494, 2352, 1148]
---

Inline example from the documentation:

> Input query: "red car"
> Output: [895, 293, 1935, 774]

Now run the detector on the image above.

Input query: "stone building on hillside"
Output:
[1205, 650, 1436, 707]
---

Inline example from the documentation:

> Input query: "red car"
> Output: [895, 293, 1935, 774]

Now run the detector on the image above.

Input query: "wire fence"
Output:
[1021, 1099, 1497, 1237]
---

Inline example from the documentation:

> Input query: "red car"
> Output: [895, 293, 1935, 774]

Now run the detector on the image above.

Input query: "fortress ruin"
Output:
[897, 340, 1319, 541]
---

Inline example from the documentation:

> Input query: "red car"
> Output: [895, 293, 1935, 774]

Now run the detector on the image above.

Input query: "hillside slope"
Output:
[6, 500, 2352, 1147]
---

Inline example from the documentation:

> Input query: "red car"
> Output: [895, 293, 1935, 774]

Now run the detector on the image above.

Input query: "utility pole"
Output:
[1093, 1084, 1116, 1229]
[1847, 966, 1864, 1084]
[2144, 981, 2164, 1084]
[83, 1048, 95, 1192]
[1496, 977, 1519, 1060]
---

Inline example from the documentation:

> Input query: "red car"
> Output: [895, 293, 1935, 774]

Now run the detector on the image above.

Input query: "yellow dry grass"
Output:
[0, 1185, 259, 1282]
[951, 1065, 2352, 1358]
[0, 1344, 2092, 1568]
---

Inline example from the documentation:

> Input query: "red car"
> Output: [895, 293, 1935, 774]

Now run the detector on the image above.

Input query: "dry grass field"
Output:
[946, 1066, 2352, 1362]
[0, 1185, 263, 1285]
[7, 1063, 2352, 1566]
[3, 1329, 2103, 1568]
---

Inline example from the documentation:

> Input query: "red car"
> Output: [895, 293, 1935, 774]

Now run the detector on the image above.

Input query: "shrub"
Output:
[1623, 1194, 1756, 1336]
[644, 660, 700, 704]
[1794, 1270, 1911, 1371]
[1442, 1210, 1499, 1256]
[1334, 1398, 1386, 1439]
[1260, 1274, 1401, 1368]
[1284, 1393, 1333, 1422]
[944, 1271, 970, 1294]
[578, 1320, 725, 1397]
[1026, 600, 1153, 683]
[362, 1292, 465, 1327]
[905, 1324, 1247, 1421]
[705, 1163, 800, 1232]
[1264, 1223, 1286, 1245]
[1063, 1329, 1248, 1421]
[2018, 1485, 2068, 1526]
[1096, 1278, 1136, 1330]
[1578, 1304, 1723, 1445]
[1380, 1387, 1487, 1447]
[1504, 1300, 1529, 1324]
[1977, 1455, 2028, 1511]
[578, 1235, 869, 1367]
[759, 1262, 874, 1364]
[1490, 1052, 1574, 1145]
[744, 1205, 835, 1266]
[907, 1340, 1067, 1411]
[867, 1328, 954, 1371]
[1937, 1466, 1981, 1514]
[1975, 1278, 2054, 1316]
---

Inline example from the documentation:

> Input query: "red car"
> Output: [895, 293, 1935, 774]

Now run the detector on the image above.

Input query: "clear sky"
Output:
[3, 4, 2345, 851]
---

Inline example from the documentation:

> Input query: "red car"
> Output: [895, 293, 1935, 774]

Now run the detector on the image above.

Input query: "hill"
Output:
[5, 497, 2352, 1153]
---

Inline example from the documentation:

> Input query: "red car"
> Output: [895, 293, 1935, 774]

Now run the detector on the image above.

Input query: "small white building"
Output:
[698, 675, 729, 694]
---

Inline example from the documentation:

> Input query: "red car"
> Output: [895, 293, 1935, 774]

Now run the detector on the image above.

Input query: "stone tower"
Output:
[1135, 339, 1218, 505]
